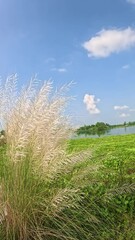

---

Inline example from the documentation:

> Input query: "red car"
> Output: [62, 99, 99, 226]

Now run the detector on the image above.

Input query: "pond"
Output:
[74, 126, 135, 139]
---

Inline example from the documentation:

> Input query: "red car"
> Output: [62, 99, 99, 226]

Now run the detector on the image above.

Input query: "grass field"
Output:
[67, 134, 135, 239]
[0, 133, 135, 239]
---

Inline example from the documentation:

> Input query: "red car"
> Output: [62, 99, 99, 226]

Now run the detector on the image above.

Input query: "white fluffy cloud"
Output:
[127, 0, 135, 4]
[83, 94, 100, 114]
[114, 105, 129, 110]
[83, 27, 135, 58]
[120, 113, 130, 118]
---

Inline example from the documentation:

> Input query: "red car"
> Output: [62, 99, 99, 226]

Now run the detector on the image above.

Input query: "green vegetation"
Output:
[76, 121, 135, 136]
[0, 75, 135, 239]
[111, 121, 135, 128]
[68, 134, 135, 239]
[76, 122, 110, 136]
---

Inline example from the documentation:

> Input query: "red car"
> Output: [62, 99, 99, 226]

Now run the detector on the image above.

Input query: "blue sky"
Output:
[1, 0, 135, 126]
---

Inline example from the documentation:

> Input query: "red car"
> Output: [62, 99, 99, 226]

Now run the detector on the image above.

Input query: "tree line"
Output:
[76, 121, 135, 136]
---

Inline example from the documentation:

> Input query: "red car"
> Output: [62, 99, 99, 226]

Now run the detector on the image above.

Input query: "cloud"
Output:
[114, 105, 129, 110]
[83, 94, 100, 114]
[57, 68, 67, 72]
[127, 0, 135, 4]
[122, 64, 130, 69]
[83, 27, 135, 58]
[120, 113, 130, 118]
[51, 68, 67, 73]
[114, 105, 135, 116]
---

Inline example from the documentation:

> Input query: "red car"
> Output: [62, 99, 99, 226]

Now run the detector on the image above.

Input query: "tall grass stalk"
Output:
[0, 75, 91, 240]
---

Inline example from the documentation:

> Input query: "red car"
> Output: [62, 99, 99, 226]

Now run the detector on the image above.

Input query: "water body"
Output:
[74, 126, 135, 139]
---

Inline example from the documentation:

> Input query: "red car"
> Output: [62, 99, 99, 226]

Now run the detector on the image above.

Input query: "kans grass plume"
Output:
[0, 74, 92, 240]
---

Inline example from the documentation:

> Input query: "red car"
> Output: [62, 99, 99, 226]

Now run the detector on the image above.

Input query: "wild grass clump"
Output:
[0, 74, 93, 240]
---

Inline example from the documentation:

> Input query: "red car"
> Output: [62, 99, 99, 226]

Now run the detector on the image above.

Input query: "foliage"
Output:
[0, 130, 5, 136]
[76, 121, 135, 136]
[76, 122, 110, 136]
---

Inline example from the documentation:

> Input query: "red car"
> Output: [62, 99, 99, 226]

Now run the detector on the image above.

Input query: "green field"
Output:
[0, 133, 135, 239]
[67, 134, 135, 239]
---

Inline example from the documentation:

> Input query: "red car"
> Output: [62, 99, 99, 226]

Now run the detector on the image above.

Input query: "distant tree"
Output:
[76, 122, 111, 136]
[1, 130, 5, 136]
